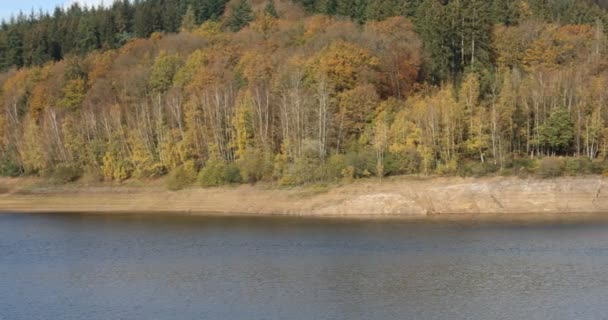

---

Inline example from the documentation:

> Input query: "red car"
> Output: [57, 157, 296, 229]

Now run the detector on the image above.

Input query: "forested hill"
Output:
[1, 0, 608, 188]
[1, 0, 607, 72]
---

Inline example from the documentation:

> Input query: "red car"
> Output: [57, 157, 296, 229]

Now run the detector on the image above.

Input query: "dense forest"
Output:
[1, 0, 608, 188]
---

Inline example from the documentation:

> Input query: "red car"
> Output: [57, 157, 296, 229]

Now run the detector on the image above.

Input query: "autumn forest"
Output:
[1, 0, 608, 188]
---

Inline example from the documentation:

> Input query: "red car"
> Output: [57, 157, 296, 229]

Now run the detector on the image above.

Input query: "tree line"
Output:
[0, 0, 232, 71]
[1, 0, 608, 188]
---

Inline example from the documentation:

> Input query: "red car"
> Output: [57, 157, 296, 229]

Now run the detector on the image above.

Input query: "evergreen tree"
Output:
[197, 0, 229, 22]
[162, 0, 181, 33]
[366, 0, 406, 21]
[226, 0, 253, 32]
[490, 0, 519, 25]
[337, 0, 368, 23]
[181, 5, 198, 32]
[5, 27, 24, 68]
[265, 0, 279, 18]
[77, 14, 100, 54]
[316, 0, 338, 15]
[415, 0, 451, 82]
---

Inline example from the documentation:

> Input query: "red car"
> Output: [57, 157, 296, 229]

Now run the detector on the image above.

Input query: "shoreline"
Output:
[2, 175, 608, 220]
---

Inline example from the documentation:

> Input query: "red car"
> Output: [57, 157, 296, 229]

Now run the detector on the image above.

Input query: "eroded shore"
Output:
[1, 176, 608, 219]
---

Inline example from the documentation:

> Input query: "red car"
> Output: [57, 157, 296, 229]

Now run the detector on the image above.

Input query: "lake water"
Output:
[1, 213, 608, 320]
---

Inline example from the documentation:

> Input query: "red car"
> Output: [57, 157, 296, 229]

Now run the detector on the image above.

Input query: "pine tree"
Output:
[226, 0, 253, 32]
[336, 0, 368, 23]
[366, 0, 406, 21]
[181, 5, 198, 32]
[265, 0, 279, 18]
[161, 0, 181, 33]
[415, 0, 451, 82]
[5, 27, 24, 68]
[77, 14, 100, 54]
[316, 0, 337, 15]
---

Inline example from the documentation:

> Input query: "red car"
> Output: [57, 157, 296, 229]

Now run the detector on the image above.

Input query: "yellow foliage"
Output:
[304, 15, 333, 39]
[59, 78, 87, 111]
[159, 128, 183, 170]
[174, 50, 208, 88]
[250, 12, 278, 36]
[311, 40, 379, 91]
[238, 50, 274, 83]
[129, 130, 163, 178]
[28, 84, 49, 119]
[233, 92, 255, 158]
[62, 115, 87, 167]
[21, 119, 46, 174]
[194, 20, 223, 40]
[87, 50, 117, 86]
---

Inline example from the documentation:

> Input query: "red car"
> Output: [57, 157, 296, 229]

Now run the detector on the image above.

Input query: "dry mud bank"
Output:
[1, 176, 608, 219]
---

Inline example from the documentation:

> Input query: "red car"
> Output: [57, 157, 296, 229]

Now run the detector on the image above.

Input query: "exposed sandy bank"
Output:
[1, 176, 608, 219]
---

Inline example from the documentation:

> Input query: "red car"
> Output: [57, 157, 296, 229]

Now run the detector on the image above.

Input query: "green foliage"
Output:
[325, 154, 348, 182]
[344, 148, 377, 178]
[539, 108, 575, 154]
[279, 156, 324, 185]
[59, 78, 87, 111]
[366, 0, 406, 21]
[48, 164, 82, 184]
[511, 158, 538, 177]
[223, 163, 242, 184]
[265, 0, 279, 18]
[0, 156, 21, 177]
[564, 157, 590, 175]
[181, 6, 199, 32]
[226, 0, 253, 32]
[166, 166, 196, 191]
[386, 149, 421, 175]
[237, 147, 272, 183]
[149, 51, 181, 93]
[198, 158, 227, 187]
[458, 160, 498, 177]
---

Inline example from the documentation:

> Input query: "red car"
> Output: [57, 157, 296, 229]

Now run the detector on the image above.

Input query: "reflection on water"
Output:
[1, 213, 608, 320]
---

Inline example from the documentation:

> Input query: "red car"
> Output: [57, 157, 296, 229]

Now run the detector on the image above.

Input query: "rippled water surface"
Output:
[1, 213, 608, 320]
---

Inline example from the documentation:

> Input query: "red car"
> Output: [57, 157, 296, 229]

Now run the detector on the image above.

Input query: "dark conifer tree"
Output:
[226, 0, 253, 32]
[265, 0, 279, 18]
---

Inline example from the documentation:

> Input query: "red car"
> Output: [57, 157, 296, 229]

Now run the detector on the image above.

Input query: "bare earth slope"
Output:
[1, 176, 608, 218]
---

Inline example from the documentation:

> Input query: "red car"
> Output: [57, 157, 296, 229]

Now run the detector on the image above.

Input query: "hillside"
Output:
[1, 0, 608, 189]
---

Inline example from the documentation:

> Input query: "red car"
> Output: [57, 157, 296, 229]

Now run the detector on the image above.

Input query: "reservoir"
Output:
[1, 213, 607, 319]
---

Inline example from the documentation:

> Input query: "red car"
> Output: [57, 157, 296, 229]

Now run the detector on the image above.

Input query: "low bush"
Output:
[436, 158, 458, 176]
[80, 166, 104, 184]
[223, 163, 242, 184]
[198, 158, 226, 187]
[166, 166, 196, 191]
[280, 156, 323, 186]
[237, 147, 273, 183]
[344, 149, 376, 178]
[386, 148, 421, 175]
[49, 164, 82, 184]
[511, 157, 537, 177]
[537, 157, 565, 178]
[325, 154, 348, 182]
[0, 158, 21, 177]
[590, 159, 607, 174]
[564, 157, 591, 175]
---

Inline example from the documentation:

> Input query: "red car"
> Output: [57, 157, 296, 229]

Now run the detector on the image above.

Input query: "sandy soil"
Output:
[1, 176, 608, 219]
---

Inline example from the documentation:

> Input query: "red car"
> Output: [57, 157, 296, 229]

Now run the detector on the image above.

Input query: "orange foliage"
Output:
[311, 40, 379, 91]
